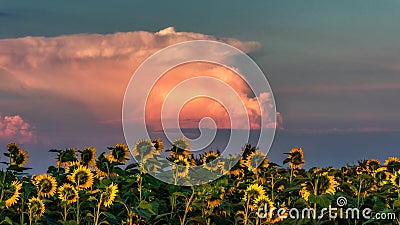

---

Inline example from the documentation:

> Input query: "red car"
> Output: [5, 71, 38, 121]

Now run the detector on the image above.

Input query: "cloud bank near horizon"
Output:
[0, 27, 279, 145]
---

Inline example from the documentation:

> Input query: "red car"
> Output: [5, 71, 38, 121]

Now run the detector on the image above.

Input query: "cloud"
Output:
[0, 27, 279, 144]
[0, 115, 35, 143]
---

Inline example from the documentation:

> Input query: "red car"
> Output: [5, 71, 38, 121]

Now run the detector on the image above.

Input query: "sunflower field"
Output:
[0, 140, 399, 225]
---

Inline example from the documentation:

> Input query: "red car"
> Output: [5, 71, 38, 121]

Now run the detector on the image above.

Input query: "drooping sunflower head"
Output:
[109, 143, 130, 163]
[151, 137, 164, 153]
[56, 148, 78, 167]
[169, 137, 191, 157]
[103, 183, 118, 208]
[202, 152, 220, 171]
[172, 155, 191, 177]
[243, 183, 266, 203]
[58, 183, 79, 204]
[390, 170, 400, 187]
[79, 147, 96, 166]
[249, 150, 269, 174]
[207, 187, 225, 209]
[132, 139, 156, 162]
[284, 147, 305, 169]
[28, 197, 45, 217]
[32, 174, 57, 198]
[366, 159, 380, 173]
[7, 143, 29, 166]
[2, 180, 22, 208]
[318, 172, 338, 195]
[384, 157, 400, 173]
[94, 153, 114, 177]
[68, 165, 94, 190]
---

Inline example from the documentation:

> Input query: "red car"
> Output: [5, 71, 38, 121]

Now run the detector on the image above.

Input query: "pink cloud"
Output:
[0, 115, 35, 143]
[0, 27, 280, 134]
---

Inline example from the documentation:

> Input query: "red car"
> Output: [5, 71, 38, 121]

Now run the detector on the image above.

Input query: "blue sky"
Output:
[0, 0, 399, 171]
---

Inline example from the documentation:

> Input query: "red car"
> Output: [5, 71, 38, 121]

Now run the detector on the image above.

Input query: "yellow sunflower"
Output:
[366, 159, 380, 173]
[56, 148, 78, 167]
[319, 172, 338, 195]
[384, 157, 400, 173]
[79, 147, 96, 166]
[3, 180, 22, 208]
[254, 195, 273, 211]
[151, 137, 164, 153]
[28, 197, 45, 217]
[132, 139, 156, 162]
[207, 188, 225, 208]
[7, 143, 29, 166]
[390, 170, 400, 187]
[58, 183, 79, 204]
[299, 189, 311, 201]
[65, 161, 82, 174]
[172, 155, 191, 177]
[202, 152, 220, 171]
[32, 174, 57, 198]
[94, 153, 114, 177]
[68, 165, 94, 190]
[285, 147, 305, 169]
[103, 183, 118, 208]
[373, 167, 390, 185]
[109, 143, 130, 163]
[169, 137, 191, 157]
[243, 184, 266, 203]
[240, 152, 254, 168]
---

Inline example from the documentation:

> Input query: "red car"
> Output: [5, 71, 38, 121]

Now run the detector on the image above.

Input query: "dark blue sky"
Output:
[0, 0, 399, 171]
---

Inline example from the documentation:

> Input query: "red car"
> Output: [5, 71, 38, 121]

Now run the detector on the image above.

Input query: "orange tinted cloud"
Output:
[0, 27, 280, 136]
[0, 115, 35, 143]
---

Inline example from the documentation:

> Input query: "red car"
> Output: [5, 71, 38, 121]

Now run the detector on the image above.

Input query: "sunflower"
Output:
[243, 184, 266, 203]
[68, 165, 94, 190]
[202, 152, 220, 171]
[56, 148, 78, 167]
[132, 139, 156, 162]
[28, 197, 45, 217]
[102, 183, 118, 208]
[169, 137, 191, 157]
[240, 152, 254, 169]
[172, 155, 191, 177]
[32, 174, 57, 198]
[94, 153, 114, 177]
[228, 168, 245, 179]
[151, 137, 164, 153]
[207, 187, 225, 208]
[319, 172, 338, 195]
[299, 189, 311, 201]
[58, 183, 79, 204]
[2, 180, 22, 208]
[366, 159, 380, 173]
[384, 157, 400, 173]
[251, 151, 269, 174]
[7, 143, 29, 166]
[373, 167, 390, 185]
[79, 147, 96, 166]
[340, 166, 349, 175]
[253, 194, 273, 212]
[284, 147, 305, 169]
[65, 161, 82, 174]
[390, 170, 400, 187]
[109, 143, 130, 163]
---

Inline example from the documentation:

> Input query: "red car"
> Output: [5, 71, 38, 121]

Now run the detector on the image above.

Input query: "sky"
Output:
[0, 0, 399, 172]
